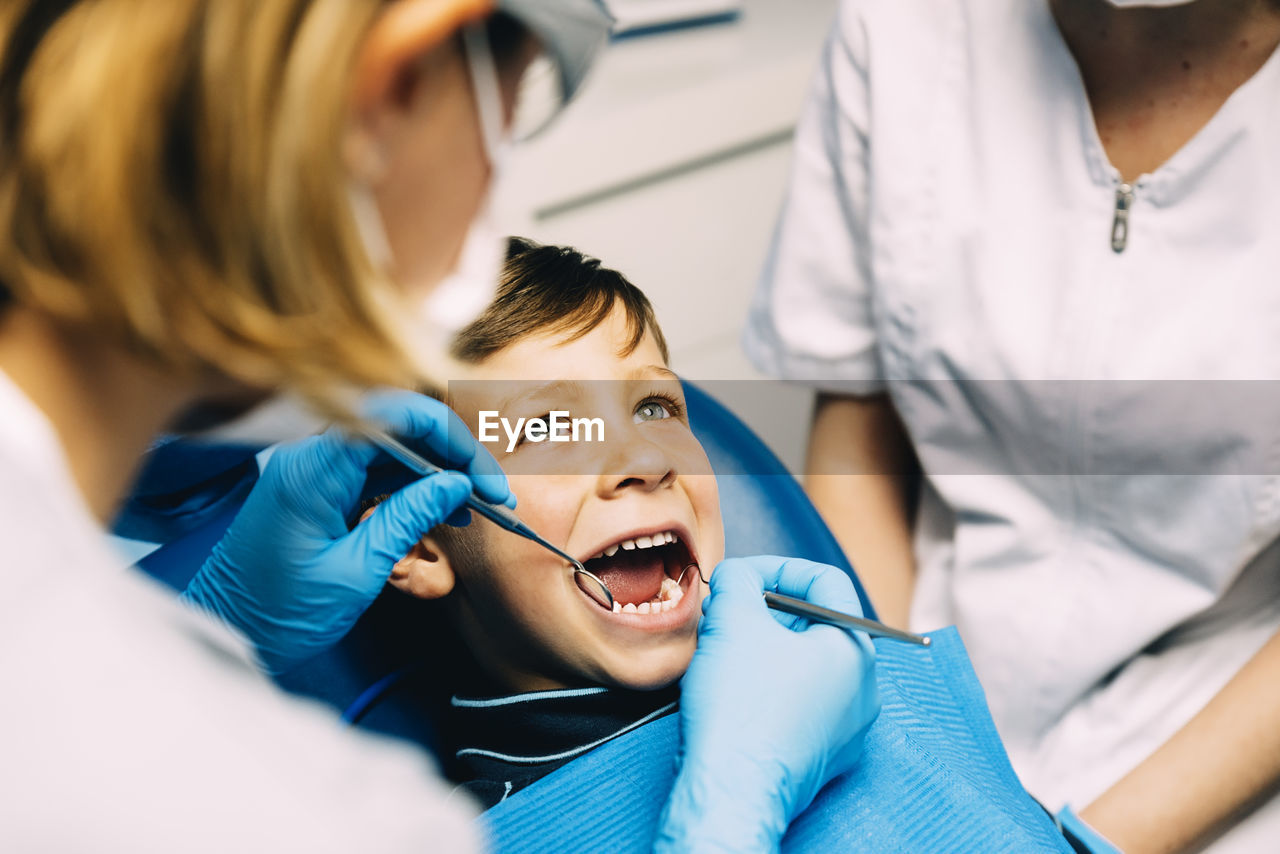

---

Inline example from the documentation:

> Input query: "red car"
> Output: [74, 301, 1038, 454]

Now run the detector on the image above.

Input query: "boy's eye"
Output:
[634, 398, 675, 423]
[512, 412, 551, 449]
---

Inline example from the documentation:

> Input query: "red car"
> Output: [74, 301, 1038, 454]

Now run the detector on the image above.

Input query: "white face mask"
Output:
[349, 21, 515, 378]
[423, 198, 507, 335]
[421, 23, 514, 337]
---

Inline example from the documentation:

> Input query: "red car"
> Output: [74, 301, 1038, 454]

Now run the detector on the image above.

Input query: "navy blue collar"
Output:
[448, 683, 679, 808]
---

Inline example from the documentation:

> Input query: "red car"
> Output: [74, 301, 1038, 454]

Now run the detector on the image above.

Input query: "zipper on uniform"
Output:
[1111, 182, 1134, 253]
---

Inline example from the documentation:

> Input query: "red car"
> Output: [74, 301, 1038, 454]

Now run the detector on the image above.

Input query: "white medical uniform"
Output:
[745, 0, 1280, 849]
[0, 370, 480, 852]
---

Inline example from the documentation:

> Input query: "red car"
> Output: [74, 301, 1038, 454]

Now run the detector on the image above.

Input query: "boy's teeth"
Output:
[604, 531, 680, 555]
[608, 573, 687, 617]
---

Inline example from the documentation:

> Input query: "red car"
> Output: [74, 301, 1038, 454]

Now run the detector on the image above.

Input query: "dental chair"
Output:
[124, 382, 874, 745]
[122, 388, 1080, 853]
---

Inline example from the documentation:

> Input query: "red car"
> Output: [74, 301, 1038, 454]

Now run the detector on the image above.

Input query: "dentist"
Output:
[0, 1, 875, 851]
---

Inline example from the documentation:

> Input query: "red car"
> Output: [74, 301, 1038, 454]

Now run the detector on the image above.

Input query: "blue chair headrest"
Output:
[681, 382, 873, 617]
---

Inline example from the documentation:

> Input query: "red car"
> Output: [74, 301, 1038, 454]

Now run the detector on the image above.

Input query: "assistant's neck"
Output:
[1052, 0, 1280, 60]
[0, 308, 200, 524]
[1051, 0, 1280, 182]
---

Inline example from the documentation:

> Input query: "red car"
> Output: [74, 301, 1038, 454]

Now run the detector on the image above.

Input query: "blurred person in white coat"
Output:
[747, 0, 1280, 850]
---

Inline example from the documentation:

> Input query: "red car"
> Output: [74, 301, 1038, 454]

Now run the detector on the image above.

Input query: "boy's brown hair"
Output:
[362, 237, 670, 519]
[452, 237, 670, 365]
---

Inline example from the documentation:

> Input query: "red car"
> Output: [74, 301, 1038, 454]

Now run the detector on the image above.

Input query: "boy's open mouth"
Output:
[581, 528, 697, 615]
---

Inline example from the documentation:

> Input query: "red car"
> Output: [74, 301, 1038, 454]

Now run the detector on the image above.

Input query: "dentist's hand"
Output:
[181, 391, 511, 674]
[655, 556, 880, 853]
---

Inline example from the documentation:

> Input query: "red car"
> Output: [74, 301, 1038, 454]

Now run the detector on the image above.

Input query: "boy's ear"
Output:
[386, 534, 457, 600]
[359, 505, 456, 600]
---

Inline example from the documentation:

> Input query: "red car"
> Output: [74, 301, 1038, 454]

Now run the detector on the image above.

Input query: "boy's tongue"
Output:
[590, 548, 666, 605]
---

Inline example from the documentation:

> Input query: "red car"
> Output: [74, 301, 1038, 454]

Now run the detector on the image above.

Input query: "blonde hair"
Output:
[0, 0, 447, 412]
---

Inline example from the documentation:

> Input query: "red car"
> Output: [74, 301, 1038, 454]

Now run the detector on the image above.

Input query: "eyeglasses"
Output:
[460, 0, 613, 152]
[463, 23, 570, 161]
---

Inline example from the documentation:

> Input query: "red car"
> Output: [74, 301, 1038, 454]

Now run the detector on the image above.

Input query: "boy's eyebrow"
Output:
[494, 368, 679, 410]
[498, 379, 587, 411]
[629, 365, 680, 382]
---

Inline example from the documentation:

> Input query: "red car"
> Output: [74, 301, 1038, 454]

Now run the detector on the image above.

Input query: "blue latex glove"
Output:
[655, 556, 881, 853]
[1057, 805, 1123, 854]
[182, 390, 511, 673]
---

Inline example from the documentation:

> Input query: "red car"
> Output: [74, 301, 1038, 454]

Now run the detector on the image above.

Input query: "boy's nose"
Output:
[597, 438, 677, 496]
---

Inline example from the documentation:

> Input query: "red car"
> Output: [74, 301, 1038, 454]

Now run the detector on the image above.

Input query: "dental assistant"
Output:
[747, 0, 1280, 850]
[0, 1, 875, 851]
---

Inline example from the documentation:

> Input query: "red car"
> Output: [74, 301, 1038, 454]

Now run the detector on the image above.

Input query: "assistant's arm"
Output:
[1079, 627, 1280, 853]
[805, 392, 918, 627]
[745, 1, 917, 631]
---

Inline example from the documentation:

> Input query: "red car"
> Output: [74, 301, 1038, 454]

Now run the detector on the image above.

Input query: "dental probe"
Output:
[763, 592, 931, 646]
[364, 428, 930, 645]
[676, 564, 928, 645]
[361, 428, 604, 588]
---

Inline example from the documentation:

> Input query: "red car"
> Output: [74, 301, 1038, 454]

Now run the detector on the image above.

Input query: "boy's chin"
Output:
[606, 671, 682, 693]
[594, 648, 694, 693]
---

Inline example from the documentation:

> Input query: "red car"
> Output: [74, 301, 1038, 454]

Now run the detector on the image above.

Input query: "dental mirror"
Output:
[573, 567, 616, 610]
[364, 427, 611, 606]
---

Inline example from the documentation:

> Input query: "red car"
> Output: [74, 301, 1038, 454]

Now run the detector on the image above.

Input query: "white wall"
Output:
[505, 0, 839, 471]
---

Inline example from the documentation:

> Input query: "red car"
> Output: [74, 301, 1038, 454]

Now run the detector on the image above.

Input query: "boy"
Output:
[353, 241, 1071, 854]
[363, 237, 727, 806]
